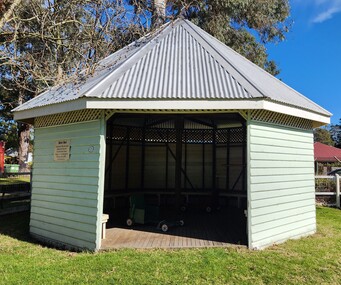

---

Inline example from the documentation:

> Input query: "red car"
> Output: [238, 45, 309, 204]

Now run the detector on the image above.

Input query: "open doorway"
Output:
[102, 113, 247, 248]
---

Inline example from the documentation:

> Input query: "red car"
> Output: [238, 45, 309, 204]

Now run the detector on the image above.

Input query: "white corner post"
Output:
[336, 174, 340, 209]
[96, 110, 107, 250]
[246, 111, 252, 249]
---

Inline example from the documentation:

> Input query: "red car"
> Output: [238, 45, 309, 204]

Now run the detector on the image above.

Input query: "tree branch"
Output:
[0, 0, 22, 30]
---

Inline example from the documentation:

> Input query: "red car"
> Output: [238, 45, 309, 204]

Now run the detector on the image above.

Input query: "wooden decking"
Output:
[101, 208, 246, 249]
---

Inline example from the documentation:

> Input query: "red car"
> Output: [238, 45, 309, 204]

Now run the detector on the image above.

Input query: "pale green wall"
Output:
[30, 112, 316, 251]
[247, 120, 316, 249]
[30, 117, 106, 251]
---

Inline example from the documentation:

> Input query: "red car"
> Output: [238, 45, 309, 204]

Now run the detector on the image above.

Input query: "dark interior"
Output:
[103, 113, 248, 246]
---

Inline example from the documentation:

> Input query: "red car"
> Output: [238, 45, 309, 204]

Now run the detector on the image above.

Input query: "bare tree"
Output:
[0, 0, 21, 30]
[0, 0, 144, 170]
[1, 0, 290, 170]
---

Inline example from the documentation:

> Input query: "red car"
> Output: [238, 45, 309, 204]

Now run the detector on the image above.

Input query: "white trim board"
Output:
[13, 98, 330, 126]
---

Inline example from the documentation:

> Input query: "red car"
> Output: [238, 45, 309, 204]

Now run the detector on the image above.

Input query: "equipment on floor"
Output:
[126, 194, 184, 232]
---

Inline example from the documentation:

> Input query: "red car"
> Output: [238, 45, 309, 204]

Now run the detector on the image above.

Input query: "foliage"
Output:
[0, 0, 141, 168]
[0, 75, 24, 150]
[314, 119, 341, 149]
[321, 162, 341, 168]
[0, 0, 291, 167]
[315, 178, 336, 192]
[316, 162, 341, 177]
[0, 207, 340, 284]
[0, 121, 17, 150]
[330, 119, 341, 148]
[313, 127, 334, 146]
[0, 0, 291, 94]
[131, 0, 291, 75]
[0, 0, 140, 94]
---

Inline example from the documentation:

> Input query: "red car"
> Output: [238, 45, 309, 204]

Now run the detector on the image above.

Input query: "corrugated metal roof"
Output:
[14, 18, 330, 117]
[14, 37, 149, 111]
[192, 25, 330, 116]
[94, 23, 251, 100]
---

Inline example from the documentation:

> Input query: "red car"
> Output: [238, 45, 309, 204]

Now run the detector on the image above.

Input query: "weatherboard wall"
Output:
[30, 118, 106, 251]
[248, 120, 316, 249]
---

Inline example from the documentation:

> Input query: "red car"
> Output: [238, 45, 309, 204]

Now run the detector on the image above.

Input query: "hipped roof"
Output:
[13, 18, 331, 125]
[314, 142, 341, 162]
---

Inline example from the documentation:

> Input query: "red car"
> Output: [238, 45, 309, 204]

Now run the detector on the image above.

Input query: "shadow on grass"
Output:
[0, 211, 35, 243]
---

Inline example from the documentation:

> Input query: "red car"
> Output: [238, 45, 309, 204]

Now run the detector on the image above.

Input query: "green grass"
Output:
[0, 177, 31, 211]
[0, 207, 340, 285]
[0, 177, 30, 185]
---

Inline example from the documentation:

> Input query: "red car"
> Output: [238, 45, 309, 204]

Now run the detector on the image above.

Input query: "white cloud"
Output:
[313, 5, 341, 22]
[312, 0, 341, 23]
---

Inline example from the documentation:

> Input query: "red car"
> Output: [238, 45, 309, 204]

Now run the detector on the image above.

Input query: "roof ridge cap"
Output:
[181, 20, 267, 100]
[95, 19, 180, 68]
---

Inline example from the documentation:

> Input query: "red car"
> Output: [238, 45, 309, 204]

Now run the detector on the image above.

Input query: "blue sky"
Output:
[266, 0, 341, 125]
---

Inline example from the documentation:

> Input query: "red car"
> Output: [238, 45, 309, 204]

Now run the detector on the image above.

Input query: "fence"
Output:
[315, 174, 340, 208]
[0, 172, 32, 215]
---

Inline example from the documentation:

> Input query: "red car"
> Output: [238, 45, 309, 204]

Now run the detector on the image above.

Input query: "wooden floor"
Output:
[101, 208, 247, 249]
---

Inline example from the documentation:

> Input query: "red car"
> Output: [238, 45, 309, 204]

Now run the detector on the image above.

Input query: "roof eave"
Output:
[13, 97, 330, 127]
[262, 100, 330, 127]
[13, 98, 88, 122]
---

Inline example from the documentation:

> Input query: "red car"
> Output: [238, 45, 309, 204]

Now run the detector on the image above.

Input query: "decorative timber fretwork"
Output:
[34, 109, 103, 128]
[250, 110, 313, 130]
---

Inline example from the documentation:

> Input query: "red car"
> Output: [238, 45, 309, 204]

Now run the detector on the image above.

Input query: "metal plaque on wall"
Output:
[54, 139, 71, 161]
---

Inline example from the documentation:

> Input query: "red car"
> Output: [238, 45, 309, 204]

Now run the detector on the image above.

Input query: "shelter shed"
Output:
[13, 19, 331, 251]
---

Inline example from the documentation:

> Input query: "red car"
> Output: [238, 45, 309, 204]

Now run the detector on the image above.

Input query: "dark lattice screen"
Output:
[111, 126, 245, 145]
[106, 113, 247, 194]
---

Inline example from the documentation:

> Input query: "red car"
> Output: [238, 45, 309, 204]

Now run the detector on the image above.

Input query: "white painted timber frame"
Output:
[14, 98, 330, 127]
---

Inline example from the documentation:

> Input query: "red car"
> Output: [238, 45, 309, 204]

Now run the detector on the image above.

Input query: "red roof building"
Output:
[314, 142, 341, 162]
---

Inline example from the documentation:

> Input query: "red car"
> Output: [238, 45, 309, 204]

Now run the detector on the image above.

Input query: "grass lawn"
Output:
[0, 177, 30, 184]
[0, 207, 340, 285]
[0, 177, 31, 212]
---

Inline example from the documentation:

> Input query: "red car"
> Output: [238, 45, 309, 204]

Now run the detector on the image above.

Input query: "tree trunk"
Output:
[18, 122, 30, 172]
[152, 0, 166, 28]
[17, 88, 30, 172]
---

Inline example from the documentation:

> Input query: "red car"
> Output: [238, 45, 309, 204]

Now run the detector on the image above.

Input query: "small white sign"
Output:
[54, 139, 70, 161]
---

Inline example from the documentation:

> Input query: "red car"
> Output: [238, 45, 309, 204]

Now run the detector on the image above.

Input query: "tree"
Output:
[0, 121, 18, 150]
[0, 0, 21, 30]
[0, 0, 140, 170]
[314, 128, 334, 146]
[1, 0, 140, 93]
[1, 0, 291, 169]
[131, 0, 291, 75]
[330, 119, 341, 148]
[0, 69, 31, 167]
